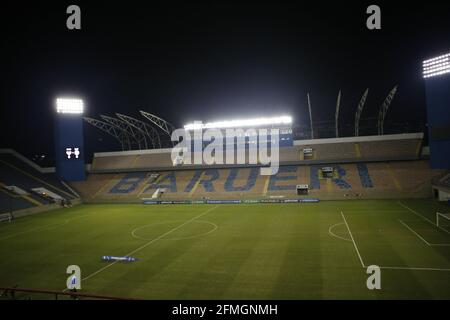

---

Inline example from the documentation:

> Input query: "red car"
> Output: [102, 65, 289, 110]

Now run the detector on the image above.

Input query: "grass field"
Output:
[1, 199, 450, 299]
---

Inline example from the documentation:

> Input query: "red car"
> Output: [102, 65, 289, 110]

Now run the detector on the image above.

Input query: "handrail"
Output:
[0, 286, 140, 300]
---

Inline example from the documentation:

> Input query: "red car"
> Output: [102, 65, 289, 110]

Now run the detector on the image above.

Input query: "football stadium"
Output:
[1, 93, 450, 300]
[1, 2, 450, 305]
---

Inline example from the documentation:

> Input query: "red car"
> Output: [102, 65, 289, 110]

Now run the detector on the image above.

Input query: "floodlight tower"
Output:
[422, 52, 450, 168]
[54, 97, 86, 181]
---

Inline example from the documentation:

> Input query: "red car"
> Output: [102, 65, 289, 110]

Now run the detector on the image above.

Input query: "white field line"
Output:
[0, 222, 68, 241]
[339, 208, 450, 273]
[379, 266, 450, 272]
[131, 220, 218, 241]
[398, 220, 431, 246]
[80, 205, 220, 283]
[328, 222, 351, 242]
[437, 212, 450, 229]
[338, 210, 406, 213]
[341, 211, 365, 268]
[399, 219, 450, 247]
[397, 201, 450, 235]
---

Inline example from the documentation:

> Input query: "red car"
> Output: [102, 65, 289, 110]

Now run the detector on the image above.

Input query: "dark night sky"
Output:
[1, 1, 450, 163]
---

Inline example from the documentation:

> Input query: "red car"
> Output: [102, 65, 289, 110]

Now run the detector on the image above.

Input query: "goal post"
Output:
[436, 212, 450, 231]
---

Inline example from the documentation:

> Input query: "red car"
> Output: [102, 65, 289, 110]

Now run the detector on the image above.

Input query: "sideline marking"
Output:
[341, 211, 366, 268]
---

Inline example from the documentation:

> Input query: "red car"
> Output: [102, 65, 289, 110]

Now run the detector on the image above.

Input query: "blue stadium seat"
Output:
[224, 168, 258, 192]
[109, 172, 147, 194]
[332, 166, 352, 189]
[184, 169, 220, 193]
[268, 166, 298, 191]
[309, 166, 321, 189]
[145, 172, 177, 193]
[357, 163, 374, 188]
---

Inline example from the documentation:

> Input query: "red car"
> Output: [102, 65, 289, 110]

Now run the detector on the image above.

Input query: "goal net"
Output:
[436, 212, 450, 232]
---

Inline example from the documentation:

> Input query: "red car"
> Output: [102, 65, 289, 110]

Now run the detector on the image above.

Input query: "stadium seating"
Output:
[90, 134, 423, 172]
[92, 154, 139, 170]
[436, 173, 450, 188]
[73, 160, 440, 202]
[288, 143, 356, 161]
[0, 152, 78, 214]
[0, 188, 34, 213]
[67, 132, 434, 203]
[358, 139, 421, 159]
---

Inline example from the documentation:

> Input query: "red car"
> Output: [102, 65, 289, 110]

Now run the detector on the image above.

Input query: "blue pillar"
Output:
[54, 113, 86, 181]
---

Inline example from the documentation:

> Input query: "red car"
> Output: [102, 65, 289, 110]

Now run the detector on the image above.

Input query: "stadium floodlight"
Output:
[422, 52, 450, 78]
[56, 98, 84, 114]
[184, 115, 292, 130]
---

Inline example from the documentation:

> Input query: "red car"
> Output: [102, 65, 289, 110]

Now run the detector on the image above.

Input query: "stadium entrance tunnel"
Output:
[131, 220, 218, 241]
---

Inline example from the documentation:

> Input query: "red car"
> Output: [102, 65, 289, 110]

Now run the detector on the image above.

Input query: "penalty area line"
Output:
[397, 201, 450, 235]
[398, 220, 431, 246]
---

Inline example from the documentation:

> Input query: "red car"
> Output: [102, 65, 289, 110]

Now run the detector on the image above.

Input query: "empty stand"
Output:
[90, 133, 423, 172]
[73, 133, 430, 202]
[0, 152, 78, 214]
[74, 160, 438, 202]
[359, 139, 422, 160]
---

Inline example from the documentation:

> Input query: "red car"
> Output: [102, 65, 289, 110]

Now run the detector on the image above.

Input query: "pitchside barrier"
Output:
[142, 198, 320, 205]
[0, 287, 138, 300]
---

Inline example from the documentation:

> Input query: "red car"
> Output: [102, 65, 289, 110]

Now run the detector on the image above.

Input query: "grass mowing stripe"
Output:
[80, 205, 220, 283]
[3, 200, 449, 299]
[0, 214, 92, 241]
[0, 221, 68, 241]
[341, 211, 365, 268]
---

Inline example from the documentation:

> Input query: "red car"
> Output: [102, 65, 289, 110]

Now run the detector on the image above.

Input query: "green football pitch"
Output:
[1, 199, 450, 299]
